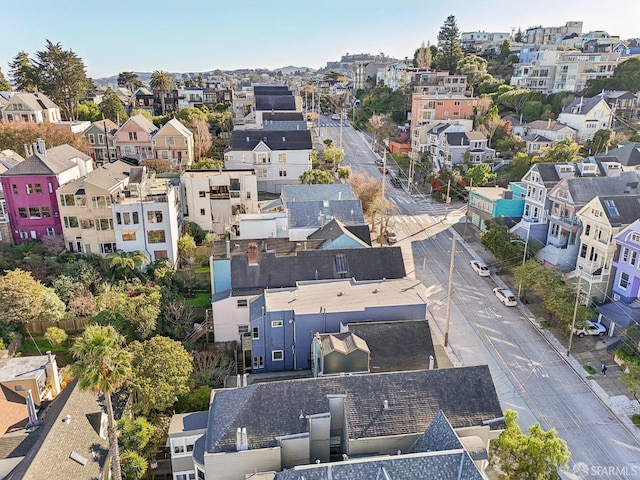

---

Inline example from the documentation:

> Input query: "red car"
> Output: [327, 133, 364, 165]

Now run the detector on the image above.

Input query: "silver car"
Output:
[493, 287, 517, 306]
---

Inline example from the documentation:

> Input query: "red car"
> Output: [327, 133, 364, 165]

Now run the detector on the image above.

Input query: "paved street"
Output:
[316, 121, 640, 476]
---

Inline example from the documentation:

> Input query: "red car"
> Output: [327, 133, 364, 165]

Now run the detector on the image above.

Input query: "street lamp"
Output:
[567, 266, 584, 357]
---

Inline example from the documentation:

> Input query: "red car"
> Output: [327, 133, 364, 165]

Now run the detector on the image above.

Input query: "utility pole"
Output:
[444, 235, 456, 347]
[516, 228, 530, 298]
[462, 178, 473, 242]
[567, 266, 583, 356]
[444, 180, 451, 219]
[378, 149, 387, 246]
[408, 151, 415, 194]
[339, 108, 344, 153]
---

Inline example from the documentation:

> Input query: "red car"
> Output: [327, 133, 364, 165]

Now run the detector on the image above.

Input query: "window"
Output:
[34, 184, 42, 194]
[26, 184, 33, 194]
[60, 194, 75, 206]
[42, 207, 51, 218]
[92, 195, 111, 208]
[197, 468, 205, 480]
[133, 212, 139, 224]
[147, 211, 163, 223]
[99, 242, 117, 254]
[46, 227, 55, 236]
[580, 244, 588, 258]
[251, 326, 259, 339]
[257, 167, 268, 178]
[19, 230, 28, 239]
[619, 272, 630, 289]
[252, 356, 264, 368]
[122, 231, 136, 241]
[18, 208, 27, 218]
[12, 185, 18, 194]
[81, 219, 95, 229]
[175, 473, 196, 480]
[279, 168, 287, 177]
[255, 153, 268, 164]
[278, 153, 287, 163]
[584, 224, 591, 236]
[622, 248, 629, 262]
[631, 251, 637, 267]
[237, 299, 248, 308]
[272, 350, 284, 361]
[64, 216, 79, 228]
[128, 131, 138, 141]
[97, 218, 113, 231]
[89, 133, 95, 144]
[199, 191, 206, 198]
[154, 250, 168, 260]
[48, 183, 53, 193]
[29, 207, 41, 218]
[550, 223, 559, 237]
[173, 443, 185, 455]
[148, 230, 166, 243]
[200, 208, 206, 216]
[271, 320, 283, 328]
[98, 134, 104, 145]
[238, 325, 249, 334]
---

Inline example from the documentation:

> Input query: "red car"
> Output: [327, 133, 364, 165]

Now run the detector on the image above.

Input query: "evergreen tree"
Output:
[0, 68, 10, 90]
[33, 40, 91, 120]
[117, 71, 143, 93]
[150, 70, 174, 115]
[436, 15, 464, 72]
[100, 88, 128, 124]
[413, 41, 432, 69]
[8, 51, 39, 92]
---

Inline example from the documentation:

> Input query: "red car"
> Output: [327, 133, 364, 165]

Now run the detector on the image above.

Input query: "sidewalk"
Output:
[448, 218, 640, 440]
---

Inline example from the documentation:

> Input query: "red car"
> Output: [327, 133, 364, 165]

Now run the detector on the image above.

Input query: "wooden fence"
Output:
[24, 317, 90, 335]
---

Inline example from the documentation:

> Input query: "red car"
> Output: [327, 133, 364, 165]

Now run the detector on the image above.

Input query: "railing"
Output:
[182, 310, 213, 345]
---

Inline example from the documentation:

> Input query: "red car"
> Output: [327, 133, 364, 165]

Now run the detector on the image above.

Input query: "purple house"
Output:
[0, 143, 93, 246]
[598, 220, 640, 330]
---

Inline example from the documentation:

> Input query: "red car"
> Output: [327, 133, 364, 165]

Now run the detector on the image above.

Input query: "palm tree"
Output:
[150, 70, 174, 115]
[70, 325, 132, 480]
[106, 250, 148, 280]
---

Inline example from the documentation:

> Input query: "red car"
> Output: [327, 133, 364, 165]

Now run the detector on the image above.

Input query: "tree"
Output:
[127, 336, 193, 415]
[480, 221, 522, 270]
[192, 119, 212, 158]
[0, 68, 11, 91]
[497, 89, 534, 113]
[465, 163, 495, 187]
[490, 410, 570, 479]
[118, 416, 155, 455]
[191, 350, 235, 388]
[323, 144, 345, 166]
[0, 269, 65, 328]
[413, 41, 432, 69]
[70, 325, 132, 480]
[162, 299, 195, 338]
[117, 72, 143, 93]
[51, 274, 83, 304]
[0, 122, 89, 153]
[456, 55, 490, 92]
[150, 70, 174, 115]
[77, 101, 101, 122]
[100, 88, 128, 124]
[197, 75, 205, 88]
[520, 100, 543, 123]
[300, 169, 333, 185]
[120, 451, 147, 480]
[584, 57, 640, 95]
[33, 40, 91, 120]
[68, 286, 96, 317]
[436, 15, 464, 72]
[108, 280, 162, 340]
[174, 106, 209, 126]
[107, 250, 147, 280]
[514, 28, 524, 43]
[178, 233, 197, 256]
[8, 51, 38, 92]
[583, 129, 612, 156]
[337, 166, 351, 180]
[621, 363, 640, 405]
[139, 158, 172, 173]
[185, 221, 207, 244]
[44, 326, 68, 347]
[129, 108, 153, 122]
[191, 157, 223, 170]
[510, 152, 532, 179]
[536, 137, 582, 163]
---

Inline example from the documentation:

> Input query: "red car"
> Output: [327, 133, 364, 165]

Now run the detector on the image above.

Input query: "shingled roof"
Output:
[0, 144, 90, 177]
[204, 366, 502, 455]
[592, 194, 640, 225]
[595, 142, 640, 167]
[230, 247, 406, 295]
[566, 171, 640, 205]
[231, 130, 312, 151]
[287, 199, 365, 229]
[255, 95, 296, 111]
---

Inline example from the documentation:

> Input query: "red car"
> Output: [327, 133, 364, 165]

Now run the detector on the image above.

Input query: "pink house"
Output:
[0, 143, 93, 246]
[115, 114, 158, 161]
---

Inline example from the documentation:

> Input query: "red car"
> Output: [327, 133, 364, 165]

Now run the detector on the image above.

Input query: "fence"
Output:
[24, 317, 90, 335]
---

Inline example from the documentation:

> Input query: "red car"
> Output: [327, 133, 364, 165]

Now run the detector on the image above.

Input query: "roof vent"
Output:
[69, 451, 88, 466]
[383, 400, 389, 410]
[337, 291, 344, 297]
[373, 288, 379, 293]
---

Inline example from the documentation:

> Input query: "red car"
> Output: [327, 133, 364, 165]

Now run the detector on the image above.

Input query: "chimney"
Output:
[226, 240, 231, 259]
[429, 355, 435, 370]
[236, 374, 241, 388]
[236, 428, 243, 450]
[243, 373, 249, 387]
[547, 118, 551, 129]
[578, 96, 584, 113]
[26, 389, 40, 427]
[45, 351, 61, 397]
[383, 400, 389, 410]
[338, 191, 342, 200]
[241, 427, 248, 449]
[248, 242, 259, 265]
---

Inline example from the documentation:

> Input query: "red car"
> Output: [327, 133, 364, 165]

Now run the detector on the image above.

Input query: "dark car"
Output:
[390, 178, 402, 188]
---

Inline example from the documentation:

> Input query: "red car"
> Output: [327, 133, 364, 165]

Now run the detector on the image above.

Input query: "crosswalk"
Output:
[389, 194, 465, 216]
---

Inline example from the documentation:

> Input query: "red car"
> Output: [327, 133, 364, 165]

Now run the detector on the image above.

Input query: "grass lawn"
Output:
[18, 337, 75, 366]
[194, 266, 210, 274]
[184, 291, 211, 308]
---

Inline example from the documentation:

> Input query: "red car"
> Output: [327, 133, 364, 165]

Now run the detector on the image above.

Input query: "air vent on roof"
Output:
[69, 451, 88, 466]
[282, 136, 286, 141]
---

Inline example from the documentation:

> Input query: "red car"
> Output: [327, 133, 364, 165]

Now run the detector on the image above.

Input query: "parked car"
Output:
[375, 158, 385, 166]
[378, 166, 389, 175]
[470, 260, 490, 277]
[385, 231, 397, 244]
[493, 287, 517, 306]
[574, 320, 607, 337]
[390, 178, 402, 188]
[331, 113, 340, 121]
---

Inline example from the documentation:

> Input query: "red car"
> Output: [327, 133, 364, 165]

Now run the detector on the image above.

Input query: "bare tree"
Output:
[475, 96, 493, 118]
[193, 119, 212, 158]
[163, 299, 195, 337]
[68, 287, 96, 317]
[191, 350, 235, 388]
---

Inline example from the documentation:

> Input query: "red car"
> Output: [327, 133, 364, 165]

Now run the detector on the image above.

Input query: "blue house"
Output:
[598, 219, 640, 329]
[248, 277, 428, 373]
[467, 185, 525, 231]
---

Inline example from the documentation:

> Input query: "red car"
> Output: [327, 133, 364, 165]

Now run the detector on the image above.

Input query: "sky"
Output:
[1, 0, 638, 79]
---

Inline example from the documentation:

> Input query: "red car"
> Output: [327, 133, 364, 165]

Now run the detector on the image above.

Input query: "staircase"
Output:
[182, 310, 214, 345]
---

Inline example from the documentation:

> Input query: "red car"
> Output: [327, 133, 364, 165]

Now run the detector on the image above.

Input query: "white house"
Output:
[224, 130, 312, 193]
[181, 169, 259, 235]
[557, 96, 613, 142]
[0, 92, 62, 123]
[112, 167, 181, 266]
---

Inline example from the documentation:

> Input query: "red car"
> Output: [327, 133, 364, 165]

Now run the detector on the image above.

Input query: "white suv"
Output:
[493, 287, 517, 307]
[470, 260, 490, 277]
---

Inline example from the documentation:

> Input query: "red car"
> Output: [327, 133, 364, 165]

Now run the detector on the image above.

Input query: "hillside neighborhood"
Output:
[1, 13, 640, 480]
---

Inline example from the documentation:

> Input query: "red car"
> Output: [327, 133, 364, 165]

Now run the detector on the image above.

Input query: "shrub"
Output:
[632, 414, 640, 427]
[44, 327, 68, 347]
